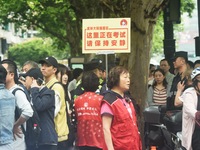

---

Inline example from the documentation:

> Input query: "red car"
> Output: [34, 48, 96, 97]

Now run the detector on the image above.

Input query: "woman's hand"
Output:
[177, 81, 185, 92]
[174, 81, 185, 107]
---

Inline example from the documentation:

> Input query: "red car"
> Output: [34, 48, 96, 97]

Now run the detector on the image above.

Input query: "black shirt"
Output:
[167, 73, 183, 110]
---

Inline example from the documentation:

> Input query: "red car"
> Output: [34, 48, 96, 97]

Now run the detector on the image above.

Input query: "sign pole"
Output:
[105, 53, 108, 82]
[97, 51, 115, 84]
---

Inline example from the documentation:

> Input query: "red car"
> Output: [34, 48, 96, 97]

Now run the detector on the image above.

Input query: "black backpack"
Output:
[12, 86, 41, 147]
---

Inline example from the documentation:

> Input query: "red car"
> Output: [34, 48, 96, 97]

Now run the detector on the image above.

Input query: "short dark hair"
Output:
[107, 66, 129, 89]
[160, 59, 170, 65]
[0, 64, 7, 84]
[149, 64, 155, 70]
[82, 71, 99, 92]
[1, 59, 18, 83]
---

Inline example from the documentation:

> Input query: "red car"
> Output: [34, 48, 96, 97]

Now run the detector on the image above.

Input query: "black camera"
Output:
[19, 73, 26, 82]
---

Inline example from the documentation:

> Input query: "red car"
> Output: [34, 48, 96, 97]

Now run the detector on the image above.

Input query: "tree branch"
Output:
[144, 0, 169, 19]
[100, 0, 115, 13]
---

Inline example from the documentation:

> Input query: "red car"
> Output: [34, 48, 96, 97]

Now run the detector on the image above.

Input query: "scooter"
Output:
[143, 105, 184, 150]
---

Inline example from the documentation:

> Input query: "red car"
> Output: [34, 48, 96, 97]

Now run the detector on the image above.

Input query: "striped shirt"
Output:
[153, 87, 167, 105]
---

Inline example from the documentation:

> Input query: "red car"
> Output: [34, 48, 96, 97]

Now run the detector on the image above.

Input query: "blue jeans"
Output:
[0, 143, 13, 150]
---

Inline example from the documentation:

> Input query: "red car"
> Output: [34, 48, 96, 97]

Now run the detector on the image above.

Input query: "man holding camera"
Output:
[24, 68, 58, 150]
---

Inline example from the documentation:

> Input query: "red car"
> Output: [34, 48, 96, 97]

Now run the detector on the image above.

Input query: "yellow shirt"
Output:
[46, 77, 69, 142]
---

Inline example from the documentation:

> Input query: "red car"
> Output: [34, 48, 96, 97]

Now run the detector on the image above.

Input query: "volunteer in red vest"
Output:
[74, 71, 104, 150]
[101, 66, 142, 150]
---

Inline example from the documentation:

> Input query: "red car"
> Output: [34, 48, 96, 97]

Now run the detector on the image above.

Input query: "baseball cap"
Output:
[24, 68, 43, 80]
[39, 56, 58, 68]
[172, 51, 188, 62]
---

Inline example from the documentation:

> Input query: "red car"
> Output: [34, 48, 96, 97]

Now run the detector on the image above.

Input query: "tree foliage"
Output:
[0, 0, 103, 56]
[152, 14, 164, 55]
[151, 0, 195, 55]
[0, 0, 195, 56]
[8, 38, 56, 66]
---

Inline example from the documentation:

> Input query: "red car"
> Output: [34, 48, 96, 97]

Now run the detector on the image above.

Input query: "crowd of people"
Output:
[147, 51, 200, 150]
[0, 56, 142, 150]
[1, 51, 200, 150]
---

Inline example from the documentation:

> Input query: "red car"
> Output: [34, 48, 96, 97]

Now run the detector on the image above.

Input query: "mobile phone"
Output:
[181, 78, 187, 84]
[19, 76, 26, 82]
[36, 78, 43, 86]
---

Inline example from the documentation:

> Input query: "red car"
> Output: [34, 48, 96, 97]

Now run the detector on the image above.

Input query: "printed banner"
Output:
[82, 18, 131, 53]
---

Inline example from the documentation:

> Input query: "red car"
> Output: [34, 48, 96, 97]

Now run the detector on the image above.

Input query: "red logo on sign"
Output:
[120, 19, 128, 26]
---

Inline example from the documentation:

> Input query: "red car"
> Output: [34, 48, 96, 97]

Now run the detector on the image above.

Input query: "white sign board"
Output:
[82, 18, 131, 54]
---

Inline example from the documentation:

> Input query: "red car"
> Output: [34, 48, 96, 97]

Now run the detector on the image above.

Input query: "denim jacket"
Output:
[0, 84, 15, 145]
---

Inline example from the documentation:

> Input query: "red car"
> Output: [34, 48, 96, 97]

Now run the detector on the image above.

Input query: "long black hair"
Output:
[57, 63, 71, 104]
[152, 68, 168, 89]
[193, 78, 200, 94]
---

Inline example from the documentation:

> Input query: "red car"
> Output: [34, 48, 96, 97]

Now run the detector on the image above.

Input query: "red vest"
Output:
[103, 92, 142, 150]
[75, 92, 104, 148]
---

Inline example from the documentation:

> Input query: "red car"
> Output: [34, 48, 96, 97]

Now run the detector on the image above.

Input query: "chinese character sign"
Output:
[82, 18, 131, 53]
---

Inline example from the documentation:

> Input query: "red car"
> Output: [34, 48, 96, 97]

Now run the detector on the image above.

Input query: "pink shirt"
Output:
[101, 102, 113, 115]
[101, 99, 133, 118]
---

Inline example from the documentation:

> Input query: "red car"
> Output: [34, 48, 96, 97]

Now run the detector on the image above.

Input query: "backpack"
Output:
[12, 86, 41, 147]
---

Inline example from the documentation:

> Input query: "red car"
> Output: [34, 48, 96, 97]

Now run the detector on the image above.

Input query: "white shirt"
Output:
[68, 79, 77, 92]
[180, 87, 198, 150]
[9, 84, 33, 150]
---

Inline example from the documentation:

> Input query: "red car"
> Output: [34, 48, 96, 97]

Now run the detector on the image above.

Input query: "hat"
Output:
[173, 51, 188, 62]
[83, 61, 101, 71]
[39, 56, 58, 68]
[25, 68, 43, 80]
[91, 58, 105, 71]
[191, 67, 200, 80]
